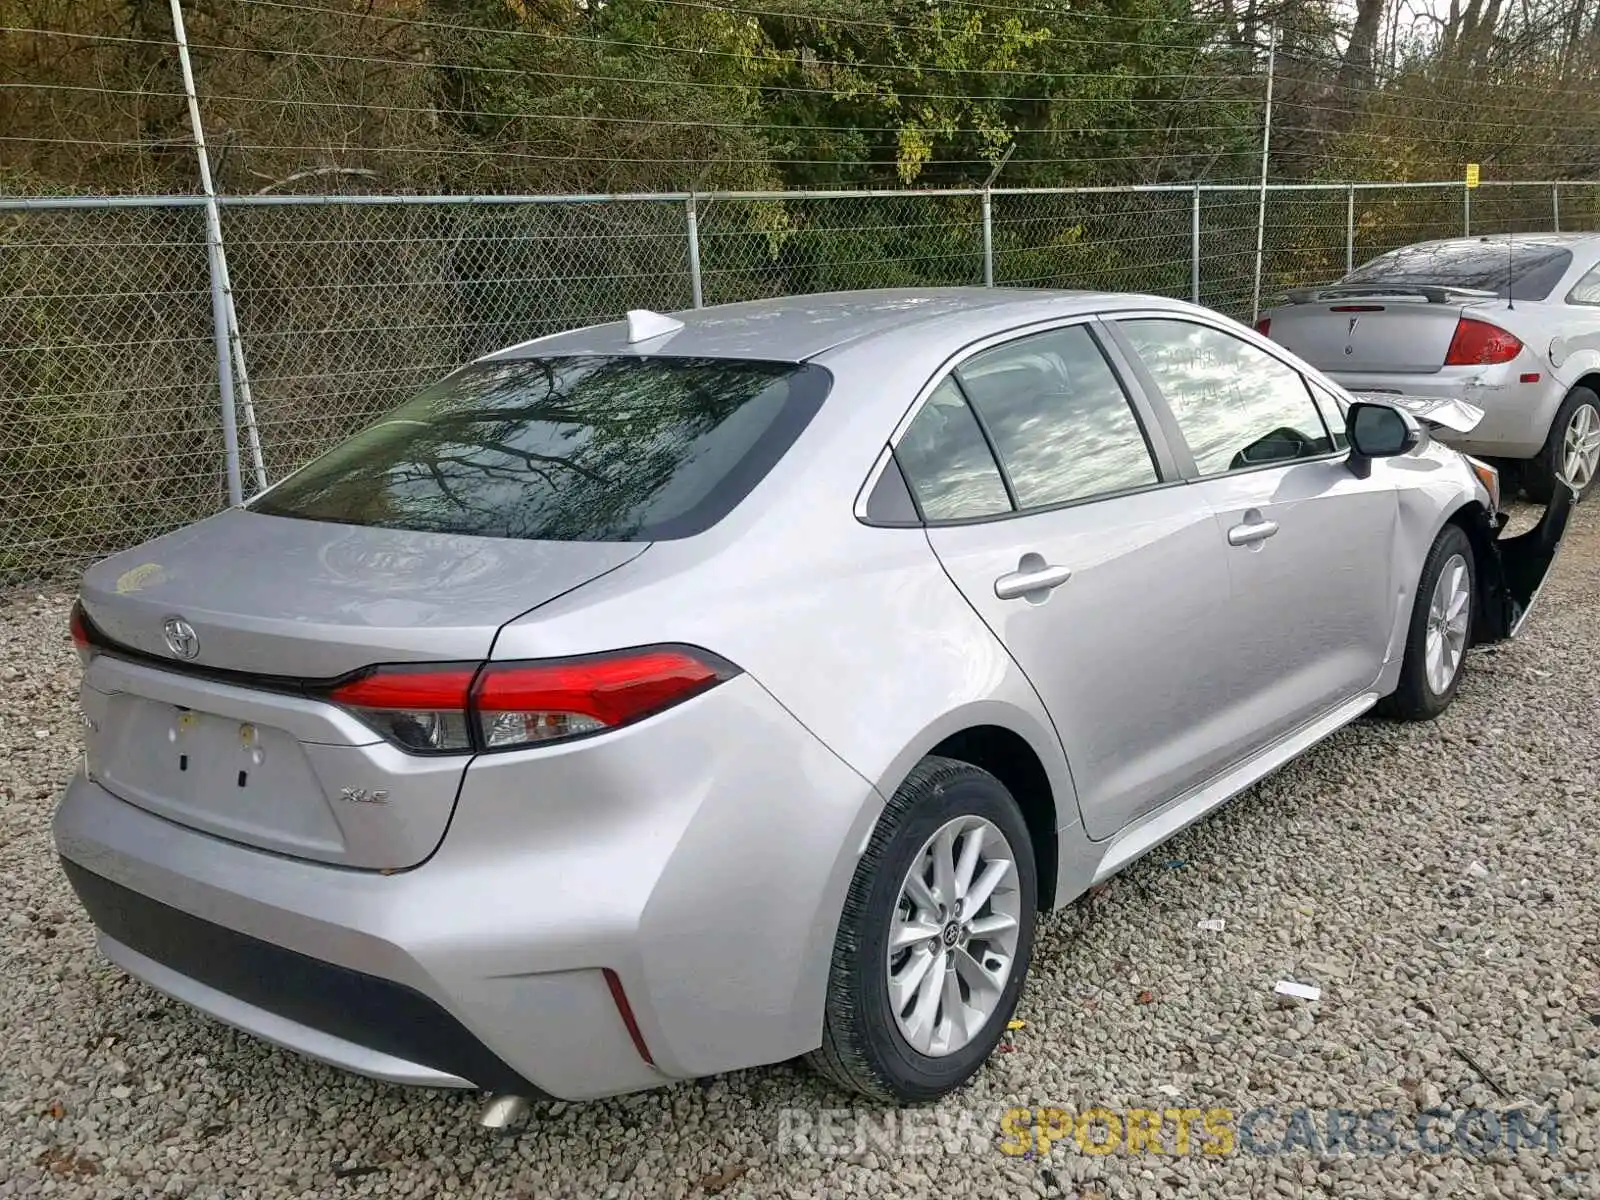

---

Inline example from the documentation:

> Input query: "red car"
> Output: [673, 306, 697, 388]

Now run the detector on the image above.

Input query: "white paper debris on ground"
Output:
[1157, 1083, 1182, 1098]
[1273, 980, 1322, 1002]
[1466, 861, 1491, 880]
[1197, 918, 1226, 933]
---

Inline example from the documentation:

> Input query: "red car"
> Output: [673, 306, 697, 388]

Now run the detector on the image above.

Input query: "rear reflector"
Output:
[326, 647, 738, 754]
[1445, 317, 1523, 366]
[1521, 372, 1542, 383]
[602, 967, 656, 1066]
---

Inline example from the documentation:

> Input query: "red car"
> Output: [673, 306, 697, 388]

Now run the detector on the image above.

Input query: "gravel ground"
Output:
[2, 503, 1598, 1200]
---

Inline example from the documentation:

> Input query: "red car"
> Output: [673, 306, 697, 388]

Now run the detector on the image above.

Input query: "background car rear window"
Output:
[955, 325, 1158, 508]
[249, 356, 829, 541]
[1117, 319, 1335, 477]
[1343, 241, 1573, 302]
[894, 379, 1012, 521]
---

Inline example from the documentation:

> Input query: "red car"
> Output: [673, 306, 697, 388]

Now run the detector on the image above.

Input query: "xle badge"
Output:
[339, 787, 389, 805]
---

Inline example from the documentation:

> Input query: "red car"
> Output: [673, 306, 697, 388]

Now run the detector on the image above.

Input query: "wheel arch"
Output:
[869, 704, 1076, 912]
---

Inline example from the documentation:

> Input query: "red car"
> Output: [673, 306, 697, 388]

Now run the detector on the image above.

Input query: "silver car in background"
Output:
[54, 289, 1572, 1111]
[1258, 232, 1600, 500]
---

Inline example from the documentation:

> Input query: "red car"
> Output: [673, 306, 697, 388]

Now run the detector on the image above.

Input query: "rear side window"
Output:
[1344, 241, 1573, 302]
[955, 325, 1159, 508]
[1567, 260, 1600, 306]
[249, 356, 829, 541]
[895, 379, 1012, 521]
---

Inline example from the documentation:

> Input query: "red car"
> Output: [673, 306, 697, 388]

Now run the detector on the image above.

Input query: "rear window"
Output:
[1343, 241, 1573, 301]
[249, 356, 830, 541]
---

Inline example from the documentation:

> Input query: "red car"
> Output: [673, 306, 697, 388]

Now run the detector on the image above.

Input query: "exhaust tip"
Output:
[478, 1094, 531, 1130]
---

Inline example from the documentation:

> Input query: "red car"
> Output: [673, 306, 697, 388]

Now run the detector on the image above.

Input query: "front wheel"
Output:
[1375, 523, 1475, 722]
[806, 756, 1037, 1102]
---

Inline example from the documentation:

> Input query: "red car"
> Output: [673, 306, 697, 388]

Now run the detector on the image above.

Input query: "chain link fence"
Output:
[2, 181, 1594, 582]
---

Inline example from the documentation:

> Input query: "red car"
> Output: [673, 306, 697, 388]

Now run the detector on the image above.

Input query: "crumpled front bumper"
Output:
[1470, 483, 1577, 643]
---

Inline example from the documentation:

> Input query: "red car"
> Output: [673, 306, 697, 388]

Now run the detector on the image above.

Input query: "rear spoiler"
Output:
[1282, 283, 1499, 305]
[1346, 391, 1484, 436]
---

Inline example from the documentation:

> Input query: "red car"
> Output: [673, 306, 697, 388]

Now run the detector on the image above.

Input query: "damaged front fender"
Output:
[1469, 483, 1577, 644]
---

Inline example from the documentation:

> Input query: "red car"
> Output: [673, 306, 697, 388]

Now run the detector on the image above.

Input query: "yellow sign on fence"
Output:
[1466, 163, 1481, 189]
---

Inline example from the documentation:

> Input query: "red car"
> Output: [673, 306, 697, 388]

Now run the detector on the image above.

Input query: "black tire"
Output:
[1375, 523, 1476, 722]
[1524, 386, 1600, 503]
[805, 756, 1037, 1102]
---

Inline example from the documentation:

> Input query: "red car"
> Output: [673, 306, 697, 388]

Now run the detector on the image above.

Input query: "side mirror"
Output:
[1346, 401, 1422, 479]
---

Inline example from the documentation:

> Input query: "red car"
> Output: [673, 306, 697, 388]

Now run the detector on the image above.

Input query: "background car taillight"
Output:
[69, 601, 94, 667]
[1445, 317, 1523, 366]
[327, 647, 737, 754]
[1254, 318, 1271, 336]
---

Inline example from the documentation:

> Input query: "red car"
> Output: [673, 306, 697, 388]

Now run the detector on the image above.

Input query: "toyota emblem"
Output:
[162, 617, 200, 660]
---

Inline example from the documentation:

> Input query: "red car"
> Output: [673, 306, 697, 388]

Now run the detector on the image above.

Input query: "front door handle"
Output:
[1227, 518, 1280, 547]
[994, 560, 1073, 601]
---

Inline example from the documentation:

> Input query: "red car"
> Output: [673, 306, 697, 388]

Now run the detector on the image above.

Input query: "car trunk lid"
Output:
[1263, 286, 1495, 375]
[77, 509, 647, 869]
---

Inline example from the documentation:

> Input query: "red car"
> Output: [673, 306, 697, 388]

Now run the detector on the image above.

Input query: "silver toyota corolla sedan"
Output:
[55, 288, 1573, 1111]
[1258, 233, 1600, 501]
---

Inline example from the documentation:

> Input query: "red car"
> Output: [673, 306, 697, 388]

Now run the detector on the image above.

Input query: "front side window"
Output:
[1116, 319, 1335, 477]
[954, 325, 1160, 509]
[894, 379, 1012, 521]
[249, 355, 829, 541]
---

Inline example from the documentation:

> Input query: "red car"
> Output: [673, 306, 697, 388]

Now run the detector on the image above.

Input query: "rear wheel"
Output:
[1525, 387, 1600, 502]
[1375, 524, 1475, 722]
[806, 756, 1037, 1102]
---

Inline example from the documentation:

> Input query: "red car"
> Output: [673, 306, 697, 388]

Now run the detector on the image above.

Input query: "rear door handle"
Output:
[1227, 518, 1279, 547]
[994, 562, 1073, 600]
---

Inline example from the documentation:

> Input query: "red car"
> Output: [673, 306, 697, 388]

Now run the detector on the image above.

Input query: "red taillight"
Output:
[1254, 318, 1271, 336]
[69, 601, 94, 666]
[328, 664, 479, 753]
[1445, 317, 1523, 366]
[327, 647, 736, 754]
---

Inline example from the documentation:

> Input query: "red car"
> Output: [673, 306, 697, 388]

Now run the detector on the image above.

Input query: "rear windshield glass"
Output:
[1343, 241, 1573, 301]
[249, 356, 830, 541]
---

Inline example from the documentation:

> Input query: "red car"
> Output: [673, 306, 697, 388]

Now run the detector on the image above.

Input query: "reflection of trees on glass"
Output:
[1344, 241, 1572, 302]
[250, 356, 812, 541]
[1119, 320, 1329, 477]
[896, 380, 1012, 520]
[956, 327, 1158, 507]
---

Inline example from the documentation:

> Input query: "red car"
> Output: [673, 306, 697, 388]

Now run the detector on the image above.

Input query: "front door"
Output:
[1107, 316, 1399, 746]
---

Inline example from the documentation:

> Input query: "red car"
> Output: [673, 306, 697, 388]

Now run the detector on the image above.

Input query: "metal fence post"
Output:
[1190, 186, 1201, 304]
[168, 0, 242, 506]
[685, 194, 704, 308]
[1345, 185, 1355, 274]
[1553, 183, 1562, 232]
[1250, 26, 1278, 326]
[1463, 184, 1471, 237]
[980, 147, 1013, 287]
[982, 189, 994, 287]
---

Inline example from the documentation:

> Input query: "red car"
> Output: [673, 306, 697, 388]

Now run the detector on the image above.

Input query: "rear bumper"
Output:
[1327, 368, 1564, 459]
[53, 674, 883, 1101]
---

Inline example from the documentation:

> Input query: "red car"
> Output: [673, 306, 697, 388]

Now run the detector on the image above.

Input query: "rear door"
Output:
[1105, 315, 1399, 746]
[898, 320, 1237, 840]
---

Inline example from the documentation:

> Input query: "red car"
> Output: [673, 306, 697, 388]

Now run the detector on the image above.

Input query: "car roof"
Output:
[479, 287, 1173, 365]
[1381, 232, 1600, 253]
